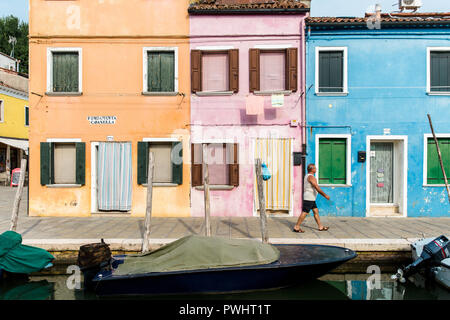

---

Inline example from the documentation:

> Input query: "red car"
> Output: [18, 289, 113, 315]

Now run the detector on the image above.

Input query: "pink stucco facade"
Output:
[190, 14, 307, 217]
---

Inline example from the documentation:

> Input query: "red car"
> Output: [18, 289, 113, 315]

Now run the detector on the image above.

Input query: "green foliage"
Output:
[0, 15, 29, 74]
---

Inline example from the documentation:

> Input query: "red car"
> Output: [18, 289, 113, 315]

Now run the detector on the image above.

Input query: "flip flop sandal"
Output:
[293, 228, 305, 233]
[318, 227, 329, 231]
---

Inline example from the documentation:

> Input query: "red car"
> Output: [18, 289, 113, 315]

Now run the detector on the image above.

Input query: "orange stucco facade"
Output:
[29, 0, 191, 217]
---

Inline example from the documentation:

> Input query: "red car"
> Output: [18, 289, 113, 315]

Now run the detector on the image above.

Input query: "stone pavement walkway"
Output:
[1, 187, 449, 251]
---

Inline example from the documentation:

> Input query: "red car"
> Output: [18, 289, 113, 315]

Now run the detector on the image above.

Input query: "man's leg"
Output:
[294, 211, 309, 232]
[312, 208, 328, 231]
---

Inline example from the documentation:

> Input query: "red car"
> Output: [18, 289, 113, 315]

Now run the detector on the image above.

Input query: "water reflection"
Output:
[0, 274, 448, 300]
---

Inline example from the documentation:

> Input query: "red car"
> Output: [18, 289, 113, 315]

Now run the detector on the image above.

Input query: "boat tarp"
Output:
[114, 235, 280, 275]
[0, 231, 54, 274]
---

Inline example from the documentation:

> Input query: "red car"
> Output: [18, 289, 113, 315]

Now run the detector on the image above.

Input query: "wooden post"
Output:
[142, 152, 154, 253]
[255, 158, 268, 243]
[6, 145, 10, 185]
[203, 144, 211, 237]
[427, 114, 450, 203]
[10, 158, 27, 231]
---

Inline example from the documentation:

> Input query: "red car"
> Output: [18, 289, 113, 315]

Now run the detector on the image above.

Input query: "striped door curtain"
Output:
[97, 142, 133, 211]
[254, 138, 292, 212]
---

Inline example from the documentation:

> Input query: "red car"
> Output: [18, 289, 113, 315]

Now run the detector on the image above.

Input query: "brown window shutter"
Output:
[228, 49, 239, 93]
[286, 48, 298, 92]
[249, 49, 260, 92]
[229, 143, 239, 187]
[191, 50, 202, 93]
[191, 144, 203, 187]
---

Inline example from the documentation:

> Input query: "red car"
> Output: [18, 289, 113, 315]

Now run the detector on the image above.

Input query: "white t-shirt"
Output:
[304, 173, 318, 201]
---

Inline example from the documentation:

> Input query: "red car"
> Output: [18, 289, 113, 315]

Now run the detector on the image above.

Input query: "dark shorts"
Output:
[302, 200, 317, 213]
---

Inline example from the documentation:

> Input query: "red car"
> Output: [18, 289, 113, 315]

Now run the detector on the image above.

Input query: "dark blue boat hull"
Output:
[87, 244, 357, 296]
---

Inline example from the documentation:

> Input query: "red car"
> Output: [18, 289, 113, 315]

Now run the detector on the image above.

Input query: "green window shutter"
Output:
[318, 140, 332, 184]
[171, 141, 183, 185]
[75, 142, 85, 185]
[53, 52, 79, 93]
[25, 107, 29, 126]
[148, 52, 174, 92]
[137, 142, 149, 185]
[319, 138, 346, 185]
[160, 52, 175, 92]
[428, 138, 450, 184]
[332, 140, 347, 184]
[40, 142, 51, 185]
[319, 51, 343, 93]
[430, 52, 450, 92]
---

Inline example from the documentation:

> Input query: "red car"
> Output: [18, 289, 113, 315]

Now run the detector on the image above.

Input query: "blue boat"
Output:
[81, 236, 357, 296]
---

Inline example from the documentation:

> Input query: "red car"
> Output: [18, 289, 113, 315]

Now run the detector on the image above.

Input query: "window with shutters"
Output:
[315, 47, 348, 95]
[191, 143, 239, 187]
[40, 141, 85, 186]
[428, 48, 450, 94]
[191, 49, 239, 94]
[425, 136, 450, 185]
[24, 106, 29, 127]
[317, 137, 350, 185]
[143, 47, 178, 94]
[249, 48, 298, 94]
[137, 140, 183, 185]
[47, 48, 82, 94]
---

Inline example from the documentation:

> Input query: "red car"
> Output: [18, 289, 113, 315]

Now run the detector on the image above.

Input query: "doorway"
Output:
[253, 138, 293, 216]
[91, 142, 133, 213]
[366, 136, 407, 217]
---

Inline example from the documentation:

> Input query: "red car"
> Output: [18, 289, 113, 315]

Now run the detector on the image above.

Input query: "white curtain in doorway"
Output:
[97, 142, 133, 211]
[254, 138, 292, 211]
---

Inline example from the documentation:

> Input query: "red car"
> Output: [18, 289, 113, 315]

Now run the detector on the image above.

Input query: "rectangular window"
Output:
[40, 141, 85, 186]
[249, 48, 297, 93]
[191, 49, 239, 93]
[318, 138, 347, 185]
[25, 106, 29, 126]
[191, 143, 239, 187]
[0, 100, 3, 122]
[430, 51, 450, 92]
[202, 53, 229, 92]
[53, 143, 77, 184]
[318, 51, 344, 93]
[427, 138, 450, 184]
[52, 52, 80, 93]
[149, 143, 173, 183]
[260, 51, 286, 92]
[147, 51, 175, 92]
[137, 141, 182, 185]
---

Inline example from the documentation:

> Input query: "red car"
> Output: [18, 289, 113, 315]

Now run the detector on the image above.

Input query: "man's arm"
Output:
[308, 175, 330, 200]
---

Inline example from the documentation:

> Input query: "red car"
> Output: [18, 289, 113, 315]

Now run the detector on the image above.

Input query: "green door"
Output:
[370, 142, 394, 204]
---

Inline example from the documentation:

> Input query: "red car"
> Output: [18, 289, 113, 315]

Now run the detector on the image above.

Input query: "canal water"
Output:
[1, 274, 449, 300]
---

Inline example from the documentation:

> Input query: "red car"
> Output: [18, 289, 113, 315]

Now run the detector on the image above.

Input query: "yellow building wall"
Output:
[29, 0, 191, 217]
[0, 93, 28, 140]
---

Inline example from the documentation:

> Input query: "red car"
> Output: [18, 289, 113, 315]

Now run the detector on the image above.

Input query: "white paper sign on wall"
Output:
[383, 128, 391, 135]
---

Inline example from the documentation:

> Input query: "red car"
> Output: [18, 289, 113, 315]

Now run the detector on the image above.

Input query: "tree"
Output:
[0, 16, 29, 75]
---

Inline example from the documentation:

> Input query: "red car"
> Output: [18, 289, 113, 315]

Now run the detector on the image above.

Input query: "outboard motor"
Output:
[392, 235, 450, 283]
[77, 239, 112, 290]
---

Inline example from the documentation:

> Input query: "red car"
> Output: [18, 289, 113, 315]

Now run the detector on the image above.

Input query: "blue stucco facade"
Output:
[306, 23, 450, 217]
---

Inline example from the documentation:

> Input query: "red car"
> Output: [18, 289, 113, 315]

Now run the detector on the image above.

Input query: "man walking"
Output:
[293, 164, 330, 233]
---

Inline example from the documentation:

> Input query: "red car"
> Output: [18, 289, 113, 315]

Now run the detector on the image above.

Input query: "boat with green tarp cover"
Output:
[0, 231, 54, 279]
[81, 235, 357, 296]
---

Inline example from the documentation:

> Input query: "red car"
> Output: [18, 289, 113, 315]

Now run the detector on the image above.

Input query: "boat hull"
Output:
[88, 244, 357, 296]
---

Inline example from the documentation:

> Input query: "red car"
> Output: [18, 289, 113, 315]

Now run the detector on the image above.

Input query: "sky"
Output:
[0, 0, 450, 23]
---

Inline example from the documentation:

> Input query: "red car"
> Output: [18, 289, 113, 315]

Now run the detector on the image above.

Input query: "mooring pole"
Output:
[203, 144, 211, 237]
[10, 158, 27, 231]
[142, 152, 155, 253]
[255, 158, 268, 243]
[427, 114, 450, 203]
